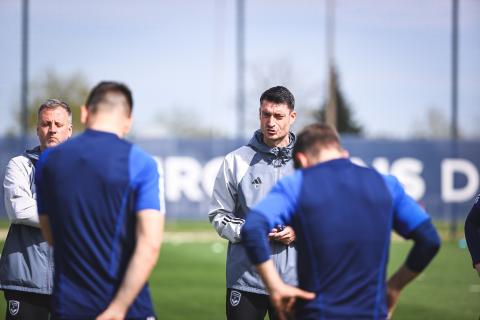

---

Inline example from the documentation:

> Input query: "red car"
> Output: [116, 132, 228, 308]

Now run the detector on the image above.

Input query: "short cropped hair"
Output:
[293, 123, 341, 169]
[85, 81, 133, 115]
[38, 99, 72, 124]
[260, 86, 295, 110]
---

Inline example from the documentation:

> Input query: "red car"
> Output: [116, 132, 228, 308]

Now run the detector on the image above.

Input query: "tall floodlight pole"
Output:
[451, 0, 458, 143]
[213, 0, 227, 138]
[21, 0, 30, 147]
[325, 0, 337, 128]
[450, 0, 459, 239]
[236, 0, 246, 139]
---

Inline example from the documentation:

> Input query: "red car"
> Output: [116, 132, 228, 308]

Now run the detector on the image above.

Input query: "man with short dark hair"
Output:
[209, 86, 298, 320]
[242, 123, 441, 320]
[0, 99, 72, 319]
[35, 81, 165, 319]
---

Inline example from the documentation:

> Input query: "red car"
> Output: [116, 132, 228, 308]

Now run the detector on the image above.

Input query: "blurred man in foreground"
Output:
[35, 81, 165, 320]
[209, 86, 298, 319]
[242, 124, 441, 320]
[0, 99, 72, 319]
[465, 194, 480, 277]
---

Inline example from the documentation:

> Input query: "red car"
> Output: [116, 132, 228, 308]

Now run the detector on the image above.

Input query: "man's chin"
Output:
[46, 141, 59, 148]
[264, 133, 278, 140]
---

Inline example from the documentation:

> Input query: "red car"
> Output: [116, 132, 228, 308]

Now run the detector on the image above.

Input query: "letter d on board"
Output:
[441, 159, 479, 202]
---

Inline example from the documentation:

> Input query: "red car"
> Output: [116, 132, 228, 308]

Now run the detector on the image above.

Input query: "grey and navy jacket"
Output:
[208, 130, 297, 294]
[0, 146, 54, 294]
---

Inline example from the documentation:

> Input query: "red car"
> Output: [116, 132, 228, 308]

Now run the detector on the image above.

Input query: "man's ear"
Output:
[80, 105, 88, 125]
[123, 115, 133, 136]
[289, 110, 297, 124]
[295, 152, 309, 168]
[68, 122, 73, 138]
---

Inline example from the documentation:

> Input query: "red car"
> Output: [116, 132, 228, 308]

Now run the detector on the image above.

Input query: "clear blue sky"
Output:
[0, 0, 479, 138]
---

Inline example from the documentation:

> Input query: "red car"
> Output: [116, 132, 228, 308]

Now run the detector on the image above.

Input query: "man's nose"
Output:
[266, 117, 275, 126]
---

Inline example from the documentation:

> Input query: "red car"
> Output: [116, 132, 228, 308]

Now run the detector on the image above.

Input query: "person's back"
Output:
[36, 81, 164, 319]
[242, 124, 440, 320]
[39, 130, 156, 317]
[292, 159, 394, 318]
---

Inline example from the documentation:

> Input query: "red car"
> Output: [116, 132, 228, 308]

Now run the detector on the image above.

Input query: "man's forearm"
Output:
[386, 264, 418, 318]
[109, 236, 161, 312]
[209, 210, 244, 243]
[5, 193, 41, 228]
[241, 210, 272, 264]
[387, 264, 418, 292]
[256, 259, 284, 293]
[107, 213, 164, 314]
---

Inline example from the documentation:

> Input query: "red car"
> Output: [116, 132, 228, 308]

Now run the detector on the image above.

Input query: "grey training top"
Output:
[208, 130, 298, 294]
[0, 147, 54, 294]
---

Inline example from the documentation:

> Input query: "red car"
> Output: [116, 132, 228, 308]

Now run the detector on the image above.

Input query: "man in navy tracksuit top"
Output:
[242, 124, 441, 320]
[35, 82, 165, 320]
[465, 194, 480, 276]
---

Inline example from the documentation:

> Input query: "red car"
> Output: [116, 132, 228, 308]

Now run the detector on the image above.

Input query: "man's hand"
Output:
[256, 260, 315, 320]
[96, 302, 127, 320]
[268, 226, 296, 245]
[269, 283, 316, 320]
[475, 263, 480, 276]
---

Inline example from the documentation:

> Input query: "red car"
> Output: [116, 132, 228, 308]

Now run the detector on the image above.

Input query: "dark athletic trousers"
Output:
[226, 288, 279, 320]
[4, 290, 51, 320]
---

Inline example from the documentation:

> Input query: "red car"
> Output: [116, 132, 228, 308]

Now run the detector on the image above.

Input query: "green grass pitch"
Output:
[0, 221, 478, 319]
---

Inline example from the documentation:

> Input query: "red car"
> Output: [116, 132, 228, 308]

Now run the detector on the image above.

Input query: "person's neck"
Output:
[315, 149, 348, 164]
[87, 122, 124, 138]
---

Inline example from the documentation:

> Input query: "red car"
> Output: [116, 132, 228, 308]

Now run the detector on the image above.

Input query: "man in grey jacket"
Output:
[0, 99, 72, 319]
[209, 86, 298, 320]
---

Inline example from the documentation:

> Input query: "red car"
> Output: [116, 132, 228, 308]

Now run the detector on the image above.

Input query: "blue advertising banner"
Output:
[1, 137, 478, 220]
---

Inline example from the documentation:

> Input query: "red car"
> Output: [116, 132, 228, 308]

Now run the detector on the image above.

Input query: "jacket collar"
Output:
[247, 130, 296, 167]
[24, 146, 42, 165]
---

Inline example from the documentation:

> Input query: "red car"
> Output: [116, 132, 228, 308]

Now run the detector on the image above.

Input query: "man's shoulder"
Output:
[223, 145, 256, 164]
[346, 160, 386, 182]
[349, 162, 394, 192]
[6, 154, 32, 173]
[8, 153, 30, 166]
[129, 144, 157, 168]
[227, 144, 255, 157]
